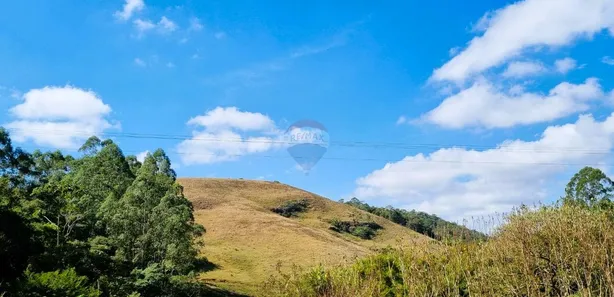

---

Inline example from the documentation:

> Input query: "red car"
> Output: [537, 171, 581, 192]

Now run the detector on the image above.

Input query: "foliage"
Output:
[0, 129, 225, 297]
[265, 204, 614, 297]
[562, 166, 614, 210]
[271, 199, 310, 217]
[19, 268, 101, 297]
[266, 167, 614, 296]
[343, 197, 486, 241]
[329, 218, 382, 239]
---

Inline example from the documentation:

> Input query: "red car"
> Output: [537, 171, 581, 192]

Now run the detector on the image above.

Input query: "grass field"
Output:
[179, 178, 429, 295]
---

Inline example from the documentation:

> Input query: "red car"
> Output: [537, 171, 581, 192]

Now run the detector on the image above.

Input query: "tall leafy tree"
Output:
[562, 166, 614, 209]
[0, 130, 217, 297]
[108, 149, 204, 274]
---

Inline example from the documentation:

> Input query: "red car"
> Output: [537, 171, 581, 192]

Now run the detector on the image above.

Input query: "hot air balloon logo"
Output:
[284, 120, 329, 174]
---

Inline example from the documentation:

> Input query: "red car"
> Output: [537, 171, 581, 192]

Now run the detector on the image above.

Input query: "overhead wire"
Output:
[6, 127, 613, 154]
[5, 128, 614, 167]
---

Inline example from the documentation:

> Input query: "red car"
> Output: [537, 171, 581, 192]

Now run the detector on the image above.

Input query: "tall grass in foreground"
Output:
[262, 205, 614, 297]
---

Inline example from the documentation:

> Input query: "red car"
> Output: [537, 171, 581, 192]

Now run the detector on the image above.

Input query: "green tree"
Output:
[562, 166, 614, 209]
[109, 149, 203, 274]
[0, 130, 214, 297]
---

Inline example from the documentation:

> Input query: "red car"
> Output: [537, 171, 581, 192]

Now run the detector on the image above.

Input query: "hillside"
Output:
[179, 178, 429, 294]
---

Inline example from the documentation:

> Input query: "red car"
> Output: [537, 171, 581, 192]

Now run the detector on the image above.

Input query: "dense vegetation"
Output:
[329, 218, 382, 240]
[265, 166, 614, 297]
[342, 197, 485, 241]
[0, 129, 237, 297]
[271, 199, 310, 217]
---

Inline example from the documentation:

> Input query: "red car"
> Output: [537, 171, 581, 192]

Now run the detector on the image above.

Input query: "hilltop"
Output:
[179, 178, 429, 294]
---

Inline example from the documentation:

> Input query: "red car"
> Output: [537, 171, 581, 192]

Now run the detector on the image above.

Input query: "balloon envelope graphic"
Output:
[285, 120, 329, 173]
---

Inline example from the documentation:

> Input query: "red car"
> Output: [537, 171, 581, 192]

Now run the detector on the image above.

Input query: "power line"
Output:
[18, 145, 614, 167]
[6, 127, 614, 154]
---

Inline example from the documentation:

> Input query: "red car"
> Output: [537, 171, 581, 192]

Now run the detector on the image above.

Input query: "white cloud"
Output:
[502, 61, 546, 78]
[133, 19, 155, 35]
[5, 86, 117, 149]
[157, 16, 178, 33]
[602, 56, 614, 65]
[166, 62, 175, 68]
[186, 107, 276, 132]
[431, 0, 614, 82]
[136, 150, 149, 162]
[134, 58, 146, 67]
[177, 107, 281, 164]
[555, 57, 578, 73]
[114, 0, 145, 21]
[355, 112, 614, 221]
[424, 77, 605, 129]
[189, 17, 203, 31]
[132, 17, 177, 36]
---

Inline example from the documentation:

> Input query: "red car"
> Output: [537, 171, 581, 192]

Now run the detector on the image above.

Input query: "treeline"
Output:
[341, 197, 485, 241]
[265, 167, 614, 296]
[0, 129, 222, 297]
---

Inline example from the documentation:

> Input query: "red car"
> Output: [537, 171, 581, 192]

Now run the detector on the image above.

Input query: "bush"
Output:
[329, 219, 382, 240]
[271, 199, 310, 217]
[20, 268, 101, 297]
[350, 226, 376, 240]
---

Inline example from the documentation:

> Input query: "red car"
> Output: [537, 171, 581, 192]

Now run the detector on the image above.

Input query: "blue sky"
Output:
[1, 0, 614, 221]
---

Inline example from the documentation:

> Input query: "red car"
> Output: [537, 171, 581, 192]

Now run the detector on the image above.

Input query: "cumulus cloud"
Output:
[502, 61, 546, 78]
[355, 112, 614, 221]
[176, 107, 282, 164]
[555, 57, 578, 73]
[423, 78, 605, 129]
[114, 0, 145, 21]
[5, 86, 118, 148]
[431, 0, 614, 82]
[187, 107, 276, 132]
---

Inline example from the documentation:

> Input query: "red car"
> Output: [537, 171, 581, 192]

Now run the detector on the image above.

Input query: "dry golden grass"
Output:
[263, 205, 614, 297]
[178, 178, 428, 295]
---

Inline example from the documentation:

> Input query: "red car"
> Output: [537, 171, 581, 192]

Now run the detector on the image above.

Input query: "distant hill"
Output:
[342, 197, 486, 242]
[179, 178, 429, 295]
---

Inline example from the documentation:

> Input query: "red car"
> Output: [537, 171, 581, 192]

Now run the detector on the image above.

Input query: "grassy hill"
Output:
[179, 178, 429, 295]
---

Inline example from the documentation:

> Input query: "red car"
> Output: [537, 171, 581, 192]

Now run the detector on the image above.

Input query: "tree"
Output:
[562, 167, 614, 209]
[0, 130, 215, 297]
[108, 149, 203, 274]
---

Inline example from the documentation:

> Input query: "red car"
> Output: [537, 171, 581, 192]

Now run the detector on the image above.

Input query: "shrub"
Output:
[20, 268, 101, 297]
[329, 219, 382, 240]
[271, 199, 310, 217]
